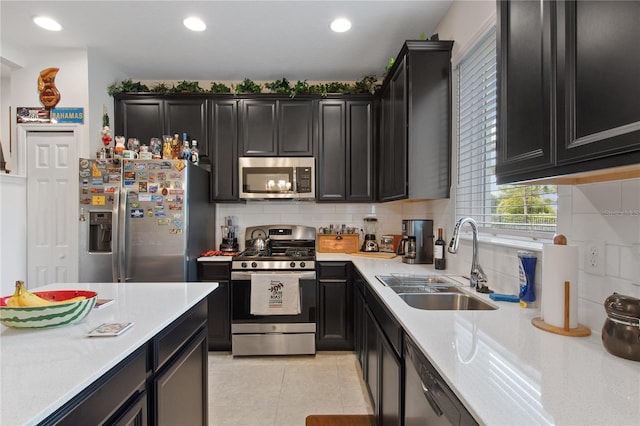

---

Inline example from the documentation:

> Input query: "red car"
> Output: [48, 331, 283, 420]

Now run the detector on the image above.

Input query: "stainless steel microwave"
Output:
[239, 157, 315, 200]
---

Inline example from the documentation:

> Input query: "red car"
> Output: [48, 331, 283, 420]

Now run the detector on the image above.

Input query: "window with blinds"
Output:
[455, 27, 556, 236]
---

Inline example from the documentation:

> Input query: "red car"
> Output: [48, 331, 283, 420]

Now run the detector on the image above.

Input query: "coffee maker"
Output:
[397, 219, 434, 264]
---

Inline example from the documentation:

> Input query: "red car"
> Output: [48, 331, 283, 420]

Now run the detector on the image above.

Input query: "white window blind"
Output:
[455, 27, 556, 235]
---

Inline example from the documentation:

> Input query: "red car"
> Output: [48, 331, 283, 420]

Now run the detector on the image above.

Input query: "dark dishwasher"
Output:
[404, 337, 478, 426]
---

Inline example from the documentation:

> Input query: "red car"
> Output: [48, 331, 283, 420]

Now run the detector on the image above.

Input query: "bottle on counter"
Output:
[518, 250, 537, 307]
[434, 227, 446, 270]
[180, 136, 192, 161]
[190, 140, 200, 165]
[171, 134, 181, 159]
[162, 135, 173, 159]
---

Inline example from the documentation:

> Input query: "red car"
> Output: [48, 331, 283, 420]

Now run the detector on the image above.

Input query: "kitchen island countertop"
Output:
[317, 253, 640, 425]
[0, 281, 217, 426]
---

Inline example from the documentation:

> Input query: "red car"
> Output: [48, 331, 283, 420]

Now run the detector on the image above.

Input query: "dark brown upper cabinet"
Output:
[497, 0, 640, 184]
[316, 98, 374, 202]
[239, 98, 314, 156]
[378, 41, 454, 201]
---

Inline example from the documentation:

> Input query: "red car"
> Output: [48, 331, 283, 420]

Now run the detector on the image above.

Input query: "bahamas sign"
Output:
[51, 107, 84, 124]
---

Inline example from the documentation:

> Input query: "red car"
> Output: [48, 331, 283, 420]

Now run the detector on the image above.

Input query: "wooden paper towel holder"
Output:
[532, 281, 591, 337]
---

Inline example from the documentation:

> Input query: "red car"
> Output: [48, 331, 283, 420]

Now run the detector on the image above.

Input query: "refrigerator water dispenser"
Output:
[89, 212, 112, 253]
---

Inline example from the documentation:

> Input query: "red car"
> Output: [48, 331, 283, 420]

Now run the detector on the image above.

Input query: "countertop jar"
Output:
[602, 293, 640, 362]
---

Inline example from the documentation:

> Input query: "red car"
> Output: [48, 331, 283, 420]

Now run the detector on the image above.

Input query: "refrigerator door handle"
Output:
[117, 187, 128, 282]
[111, 188, 120, 282]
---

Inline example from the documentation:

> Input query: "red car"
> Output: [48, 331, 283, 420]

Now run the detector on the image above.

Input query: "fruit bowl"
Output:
[0, 290, 98, 328]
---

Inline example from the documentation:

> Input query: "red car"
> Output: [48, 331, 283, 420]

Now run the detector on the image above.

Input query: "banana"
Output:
[6, 281, 86, 307]
[5, 283, 22, 307]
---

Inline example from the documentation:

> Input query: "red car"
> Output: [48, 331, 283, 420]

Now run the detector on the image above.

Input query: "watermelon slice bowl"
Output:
[0, 290, 98, 328]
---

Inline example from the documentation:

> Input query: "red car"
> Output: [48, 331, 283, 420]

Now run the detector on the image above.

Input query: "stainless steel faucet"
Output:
[448, 217, 488, 289]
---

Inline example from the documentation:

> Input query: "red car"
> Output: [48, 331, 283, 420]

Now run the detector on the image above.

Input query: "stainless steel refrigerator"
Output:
[78, 158, 214, 283]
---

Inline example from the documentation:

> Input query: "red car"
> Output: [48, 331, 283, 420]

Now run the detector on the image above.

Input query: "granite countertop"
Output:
[0, 281, 217, 426]
[317, 253, 640, 426]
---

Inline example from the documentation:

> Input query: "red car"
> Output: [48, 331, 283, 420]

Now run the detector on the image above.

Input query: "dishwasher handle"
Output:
[421, 381, 444, 417]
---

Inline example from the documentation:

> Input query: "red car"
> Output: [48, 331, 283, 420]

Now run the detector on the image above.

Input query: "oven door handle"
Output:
[231, 271, 317, 280]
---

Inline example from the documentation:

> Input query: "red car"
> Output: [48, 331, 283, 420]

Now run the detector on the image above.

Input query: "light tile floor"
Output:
[208, 351, 374, 426]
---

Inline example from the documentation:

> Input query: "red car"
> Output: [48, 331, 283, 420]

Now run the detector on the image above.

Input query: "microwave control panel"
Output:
[296, 167, 312, 193]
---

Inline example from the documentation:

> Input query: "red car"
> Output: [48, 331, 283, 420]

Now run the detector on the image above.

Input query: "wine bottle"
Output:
[434, 227, 446, 270]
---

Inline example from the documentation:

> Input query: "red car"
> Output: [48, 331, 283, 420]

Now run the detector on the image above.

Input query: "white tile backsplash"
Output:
[216, 201, 406, 249]
[217, 178, 640, 333]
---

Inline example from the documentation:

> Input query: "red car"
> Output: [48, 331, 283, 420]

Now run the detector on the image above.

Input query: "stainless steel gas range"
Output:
[230, 225, 317, 356]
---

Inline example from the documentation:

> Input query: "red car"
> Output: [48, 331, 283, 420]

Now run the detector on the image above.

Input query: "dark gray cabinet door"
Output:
[316, 261, 353, 350]
[209, 99, 239, 201]
[239, 99, 278, 156]
[199, 261, 232, 350]
[346, 100, 374, 201]
[496, 0, 555, 181]
[165, 97, 208, 157]
[153, 328, 208, 426]
[317, 100, 347, 201]
[556, 0, 640, 164]
[407, 46, 453, 199]
[316, 99, 374, 202]
[317, 279, 354, 350]
[365, 306, 380, 414]
[379, 57, 408, 202]
[354, 275, 366, 376]
[497, 0, 640, 184]
[279, 100, 314, 156]
[380, 334, 402, 426]
[239, 99, 314, 156]
[115, 97, 165, 146]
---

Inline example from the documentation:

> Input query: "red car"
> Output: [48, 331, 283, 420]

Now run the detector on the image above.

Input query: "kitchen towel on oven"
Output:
[250, 273, 301, 315]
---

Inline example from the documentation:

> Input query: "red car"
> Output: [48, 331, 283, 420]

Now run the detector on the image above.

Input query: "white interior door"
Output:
[24, 126, 78, 287]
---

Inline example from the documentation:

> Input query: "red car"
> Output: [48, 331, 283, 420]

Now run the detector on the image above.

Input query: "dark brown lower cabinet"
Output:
[357, 269, 403, 426]
[380, 335, 402, 426]
[153, 328, 208, 426]
[365, 305, 380, 415]
[316, 261, 354, 350]
[41, 300, 208, 426]
[198, 261, 232, 350]
[111, 392, 147, 426]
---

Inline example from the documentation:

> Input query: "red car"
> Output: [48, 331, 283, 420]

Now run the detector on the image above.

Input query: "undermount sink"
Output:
[398, 293, 497, 311]
[375, 274, 463, 294]
[375, 274, 497, 311]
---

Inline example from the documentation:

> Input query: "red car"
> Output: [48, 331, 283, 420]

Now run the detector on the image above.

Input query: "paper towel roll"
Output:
[541, 244, 578, 329]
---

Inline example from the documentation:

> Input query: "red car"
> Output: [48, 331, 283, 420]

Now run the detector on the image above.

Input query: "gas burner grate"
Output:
[284, 248, 315, 258]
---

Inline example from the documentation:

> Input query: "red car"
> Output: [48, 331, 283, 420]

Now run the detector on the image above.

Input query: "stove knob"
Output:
[300, 262, 306, 268]
[251, 262, 258, 268]
[290, 262, 296, 268]
[241, 262, 247, 268]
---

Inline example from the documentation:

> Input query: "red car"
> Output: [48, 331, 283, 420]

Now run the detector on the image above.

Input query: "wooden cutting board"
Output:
[350, 252, 397, 259]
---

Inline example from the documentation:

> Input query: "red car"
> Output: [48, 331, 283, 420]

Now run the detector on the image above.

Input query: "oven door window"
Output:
[241, 167, 294, 194]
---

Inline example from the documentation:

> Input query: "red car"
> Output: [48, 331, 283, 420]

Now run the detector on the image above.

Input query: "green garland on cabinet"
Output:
[108, 75, 381, 97]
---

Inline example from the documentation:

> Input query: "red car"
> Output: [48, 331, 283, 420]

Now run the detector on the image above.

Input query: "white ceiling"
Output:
[0, 1, 453, 83]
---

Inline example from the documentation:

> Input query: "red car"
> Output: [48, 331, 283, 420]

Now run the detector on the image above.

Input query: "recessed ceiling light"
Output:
[183, 16, 206, 32]
[33, 16, 62, 31]
[330, 18, 352, 33]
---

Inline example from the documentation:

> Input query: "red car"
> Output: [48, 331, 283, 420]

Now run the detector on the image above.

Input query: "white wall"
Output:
[0, 175, 27, 296]
[87, 48, 127, 159]
[9, 48, 90, 163]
